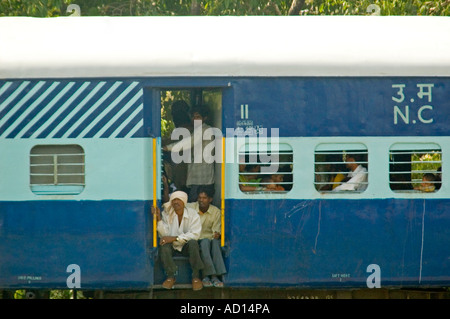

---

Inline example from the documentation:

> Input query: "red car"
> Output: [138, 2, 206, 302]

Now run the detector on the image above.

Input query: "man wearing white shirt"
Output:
[163, 105, 219, 202]
[333, 154, 368, 192]
[152, 191, 204, 290]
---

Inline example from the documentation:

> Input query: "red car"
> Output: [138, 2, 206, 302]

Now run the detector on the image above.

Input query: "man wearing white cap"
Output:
[152, 191, 204, 290]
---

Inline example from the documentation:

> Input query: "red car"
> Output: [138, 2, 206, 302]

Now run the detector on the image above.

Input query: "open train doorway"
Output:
[160, 88, 223, 207]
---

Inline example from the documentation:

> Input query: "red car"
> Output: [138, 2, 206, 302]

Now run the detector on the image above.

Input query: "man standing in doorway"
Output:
[164, 105, 219, 202]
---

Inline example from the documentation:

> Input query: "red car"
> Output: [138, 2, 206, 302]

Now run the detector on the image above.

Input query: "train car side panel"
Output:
[0, 200, 153, 289]
[224, 198, 450, 288]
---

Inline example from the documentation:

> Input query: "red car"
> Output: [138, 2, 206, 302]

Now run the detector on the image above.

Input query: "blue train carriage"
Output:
[0, 15, 450, 298]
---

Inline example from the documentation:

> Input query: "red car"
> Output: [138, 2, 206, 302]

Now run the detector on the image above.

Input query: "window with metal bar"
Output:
[389, 144, 441, 193]
[238, 143, 293, 193]
[314, 144, 368, 193]
[30, 145, 85, 195]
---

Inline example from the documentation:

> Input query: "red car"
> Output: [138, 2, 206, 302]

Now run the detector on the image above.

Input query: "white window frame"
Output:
[30, 144, 85, 195]
[389, 143, 441, 193]
[238, 143, 293, 194]
[314, 143, 368, 193]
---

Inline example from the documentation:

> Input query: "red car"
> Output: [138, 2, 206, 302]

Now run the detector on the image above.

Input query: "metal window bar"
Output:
[390, 160, 442, 165]
[30, 152, 85, 186]
[314, 150, 368, 192]
[389, 150, 441, 192]
[239, 149, 293, 192]
[239, 171, 292, 176]
[389, 151, 442, 155]
[390, 170, 440, 174]
[244, 161, 293, 165]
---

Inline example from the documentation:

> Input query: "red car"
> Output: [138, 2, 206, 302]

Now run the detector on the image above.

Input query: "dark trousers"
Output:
[159, 239, 204, 278]
[199, 238, 227, 277]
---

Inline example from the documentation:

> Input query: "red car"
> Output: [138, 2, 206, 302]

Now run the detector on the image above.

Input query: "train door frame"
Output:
[144, 80, 232, 249]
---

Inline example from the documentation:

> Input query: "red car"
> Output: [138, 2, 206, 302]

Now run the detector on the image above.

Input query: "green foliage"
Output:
[10, 289, 87, 299]
[161, 90, 191, 140]
[0, 0, 65, 16]
[0, 0, 448, 17]
[411, 151, 441, 186]
[13, 289, 25, 298]
[303, 0, 450, 15]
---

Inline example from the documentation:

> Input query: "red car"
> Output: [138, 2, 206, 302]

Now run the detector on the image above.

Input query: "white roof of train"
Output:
[0, 15, 449, 78]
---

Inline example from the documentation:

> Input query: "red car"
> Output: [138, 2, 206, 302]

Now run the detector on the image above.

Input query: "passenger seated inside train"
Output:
[159, 181, 227, 287]
[186, 186, 226, 288]
[332, 154, 368, 192]
[260, 175, 285, 191]
[152, 191, 204, 291]
[330, 166, 347, 191]
[239, 160, 293, 192]
[239, 163, 262, 192]
[271, 173, 285, 190]
[276, 165, 293, 191]
[414, 173, 437, 192]
[315, 154, 347, 192]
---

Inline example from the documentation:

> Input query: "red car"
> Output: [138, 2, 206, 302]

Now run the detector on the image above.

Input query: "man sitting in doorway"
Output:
[151, 191, 204, 291]
[187, 186, 226, 287]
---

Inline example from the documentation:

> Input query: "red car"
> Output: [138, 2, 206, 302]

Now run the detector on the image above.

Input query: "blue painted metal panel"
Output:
[227, 77, 450, 137]
[0, 200, 154, 289]
[2, 77, 448, 139]
[224, 198, 450, 288]
[1, 75, 449, 291]
[2, 198, 447, 290]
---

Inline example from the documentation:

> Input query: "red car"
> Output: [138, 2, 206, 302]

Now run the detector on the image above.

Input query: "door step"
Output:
[153, 283, 193, 290]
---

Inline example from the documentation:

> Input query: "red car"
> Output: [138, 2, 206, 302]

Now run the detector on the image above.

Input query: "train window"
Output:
[314, 144, 368, 193]
[238, 143, 293, 194]
[30, 144, 85, 195]
[389, 143, 442, 193]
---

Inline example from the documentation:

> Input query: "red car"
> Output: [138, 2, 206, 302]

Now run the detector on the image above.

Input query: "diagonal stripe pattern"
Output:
[0, 80, 144, 139]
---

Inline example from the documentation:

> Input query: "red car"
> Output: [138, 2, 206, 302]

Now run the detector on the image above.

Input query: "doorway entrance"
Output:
[160, 88, 223, 206]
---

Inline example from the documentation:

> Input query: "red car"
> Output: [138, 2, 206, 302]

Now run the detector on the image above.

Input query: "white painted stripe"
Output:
[0, 81, 32, 127]
[0, 81, 46, 134]
[17, 82, 75, 138]
[48, 81, 106, 138]
[94, 89, 143, 138]
[32, 82, 91, 138]
[2, 82, 60, 137]
[0, 81, 12, 98]
[80, 81, 138, 138]
[2, 82, 60, 138]
[124, 118, 143, 138]
[0, 81, 29, 111]
[62, 81, 122, 138]
[110, 103, 143, 138]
